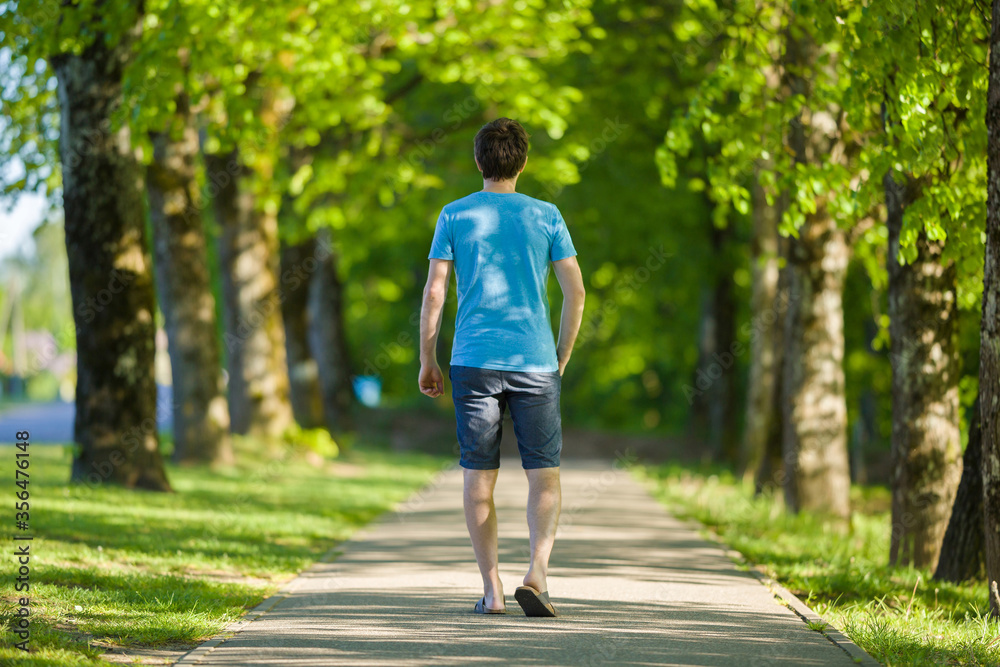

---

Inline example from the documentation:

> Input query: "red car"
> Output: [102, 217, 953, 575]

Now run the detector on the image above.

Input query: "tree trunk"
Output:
[206, 149, 293, 438]
[755, 234, 789, 496]
[308, 229, 354, 434]
[780, 17, 851, 520]
[280, 236, 324, 429]
[690, 220, 738, 462]
[935, 398, 984, 583]
[780, 208, 851, 519]
[885, 172, 962, 569]
[851, 388, 877, 485]
[148, 93, 233, 466]
[53, 11, 171, 490]
[743, 164, 782, 479]
[711, 234, 738, 463]
[982, 0, 1000, 620]
[689, 287, 715, 450]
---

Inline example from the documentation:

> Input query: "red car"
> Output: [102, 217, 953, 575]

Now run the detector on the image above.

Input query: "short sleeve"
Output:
[549, 206, 577, 261]
[427, 208, 454, 260]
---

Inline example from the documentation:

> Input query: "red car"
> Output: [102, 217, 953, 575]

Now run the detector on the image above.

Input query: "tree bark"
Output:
[308, 229, 354, 433]
[690, 219, 738, 462]
[982, 0, 1000, 620]
[935, 398, 984, 583]
[148, 93, 233, 466]
[780, 208, 851, 518]
[53, 8, 171, 490]
[689, 287, 715, 449]
[755, 234, 789, 496]
[851, 387, 877, 485]
[779, 17, 851, 519]
[885, 172, 962, 569]
[206, 149, 293, 438]
[280, 236, 324, 429]
[743, 164, 782, 480]
[744, 9, 785, 483]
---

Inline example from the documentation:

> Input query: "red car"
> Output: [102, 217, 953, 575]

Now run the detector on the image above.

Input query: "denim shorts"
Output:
[449, 365, 562, 470]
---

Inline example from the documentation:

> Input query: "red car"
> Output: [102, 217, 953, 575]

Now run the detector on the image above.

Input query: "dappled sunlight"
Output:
[190, 462, 860, 666]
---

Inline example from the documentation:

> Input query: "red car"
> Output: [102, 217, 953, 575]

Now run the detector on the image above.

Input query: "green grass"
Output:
[638, 463, 1000, 667]
[0, 437, 449, 664]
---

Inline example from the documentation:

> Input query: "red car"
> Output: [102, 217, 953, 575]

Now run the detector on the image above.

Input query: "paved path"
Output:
[0, 401, 76, 443]
[0, 394, 172, 444]
[177, 459, 877, 666]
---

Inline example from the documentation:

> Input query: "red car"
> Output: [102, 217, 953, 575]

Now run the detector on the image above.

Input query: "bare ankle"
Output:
[523, 568, 547, 591]
[484, 584, 505, 609]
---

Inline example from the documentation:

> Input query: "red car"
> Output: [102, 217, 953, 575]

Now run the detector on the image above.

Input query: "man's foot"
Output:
[514, 585, 559, 617]
[523, 569, 546, 594]
[480, 587, 505, 612]
[474, 596, 507, 614]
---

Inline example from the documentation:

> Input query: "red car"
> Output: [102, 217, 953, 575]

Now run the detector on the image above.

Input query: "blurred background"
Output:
[2, 1, 999, 662]
[0, 0, 989, 495]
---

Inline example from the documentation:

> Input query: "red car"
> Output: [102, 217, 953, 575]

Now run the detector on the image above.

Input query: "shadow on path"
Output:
[184, 460, 869, 666]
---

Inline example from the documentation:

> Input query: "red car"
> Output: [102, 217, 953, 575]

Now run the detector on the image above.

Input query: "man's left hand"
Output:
[419, 363, 445, 397]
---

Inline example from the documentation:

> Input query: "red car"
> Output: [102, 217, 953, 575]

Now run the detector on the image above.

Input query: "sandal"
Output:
[473, 596, 507, 614]
[514, 585, 559, 617]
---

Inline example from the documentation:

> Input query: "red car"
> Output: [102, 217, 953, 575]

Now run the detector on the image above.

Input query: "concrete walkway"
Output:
[0, 394, 172, 444]
[176, 458, 877, 666]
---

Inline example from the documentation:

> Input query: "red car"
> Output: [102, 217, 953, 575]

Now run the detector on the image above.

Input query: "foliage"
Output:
[0, 0, 991, 440]
[280, 423, 339, 459]
[656, 0, 989, 313]
[842, 0, 989, 311]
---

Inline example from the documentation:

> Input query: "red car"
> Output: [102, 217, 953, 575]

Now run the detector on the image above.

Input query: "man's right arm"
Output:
[552, 256, 586, 376]
[418, 258, 452, 397]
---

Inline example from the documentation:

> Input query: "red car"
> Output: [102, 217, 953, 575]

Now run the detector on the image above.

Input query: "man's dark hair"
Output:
[474, 118, 530, 181]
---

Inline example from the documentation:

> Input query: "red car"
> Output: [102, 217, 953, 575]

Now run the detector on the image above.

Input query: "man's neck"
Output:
[482, 178, 517, 193]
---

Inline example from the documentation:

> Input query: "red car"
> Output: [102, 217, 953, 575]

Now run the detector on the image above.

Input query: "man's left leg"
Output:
[505, 370, 563, 616]
[464, 468, 505, 610]
[523, 466, 561, 594]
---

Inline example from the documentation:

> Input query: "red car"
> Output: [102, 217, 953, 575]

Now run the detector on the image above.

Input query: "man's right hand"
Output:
[419, 363, 445, 397]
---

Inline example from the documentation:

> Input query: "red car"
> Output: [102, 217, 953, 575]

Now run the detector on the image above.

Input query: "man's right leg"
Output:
[450, 365, 506, 610]
[464, 468, 504, 610]
[523, 466, 561, 593]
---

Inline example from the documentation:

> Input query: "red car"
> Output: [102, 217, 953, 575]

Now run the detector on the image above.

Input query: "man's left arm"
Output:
[418, 258, 452, 397]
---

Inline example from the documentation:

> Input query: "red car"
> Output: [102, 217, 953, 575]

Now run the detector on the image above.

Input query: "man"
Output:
[418, 117, 586, 617]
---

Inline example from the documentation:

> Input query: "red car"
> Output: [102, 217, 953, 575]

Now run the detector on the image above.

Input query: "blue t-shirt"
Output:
[427, 191, 577, 372]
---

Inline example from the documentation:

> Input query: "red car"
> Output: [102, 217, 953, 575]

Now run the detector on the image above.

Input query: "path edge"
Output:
[172, 591, 288, 666]
[634, 470, 882, 666]
[747, 567, 882, 666]
[171, 462, 457, 665]
[702, 531, 881, 666]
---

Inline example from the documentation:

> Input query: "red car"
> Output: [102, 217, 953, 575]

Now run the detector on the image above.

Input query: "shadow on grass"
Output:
[0, 441, 448, 660]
